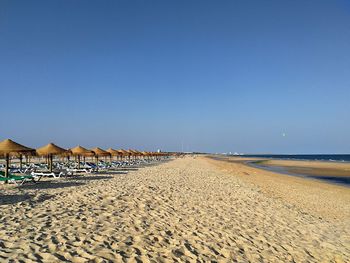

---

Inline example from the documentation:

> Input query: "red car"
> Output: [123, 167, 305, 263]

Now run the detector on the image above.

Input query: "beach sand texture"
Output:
[1, 156, 349, 262]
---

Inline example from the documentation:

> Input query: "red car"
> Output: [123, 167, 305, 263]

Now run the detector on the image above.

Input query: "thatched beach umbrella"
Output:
[61, 150, 73, 162]
[106, 148, 118, 155]
[106, 148, 120, 161]
[70, 146, 94, 169]
[130, 149, 141, 160]
[141, 151, 150, 160]
[36, 143, 67, 172]
[151, 152, 158, 159]
[23, 150, 37, 165]
[91, 147, 111, 171]
[114, 149, 124, 161]
[135, 150, 143, 157]
[126, 149, 136, 160]
[0, 139, 35, 181]
[117, 149, 130, 160]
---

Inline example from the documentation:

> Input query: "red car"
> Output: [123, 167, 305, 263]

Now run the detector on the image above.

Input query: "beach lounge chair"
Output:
[0, 171, 36, 185]
[31, 170, 68, 181]
[66, 168, 92, 175]
[83, 162, 98, 171]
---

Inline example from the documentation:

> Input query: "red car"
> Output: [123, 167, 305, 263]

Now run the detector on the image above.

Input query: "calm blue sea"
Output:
[241, 154, 350, 163]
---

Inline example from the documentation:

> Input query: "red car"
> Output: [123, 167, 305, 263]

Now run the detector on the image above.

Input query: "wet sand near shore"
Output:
[278, 166, 350, 177]
[244, 159, 350, 187]
[209, 155, 350, 186]
[253, 159, 350, 177]
[1, 156, 349, 262]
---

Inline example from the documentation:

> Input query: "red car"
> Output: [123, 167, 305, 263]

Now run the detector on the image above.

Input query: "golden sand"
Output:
[208, 156, 350, 221]
[0, 156, 349, 262]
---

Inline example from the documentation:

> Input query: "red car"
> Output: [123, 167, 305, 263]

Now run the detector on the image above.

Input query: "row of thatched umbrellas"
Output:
[0, 139, 167, 179]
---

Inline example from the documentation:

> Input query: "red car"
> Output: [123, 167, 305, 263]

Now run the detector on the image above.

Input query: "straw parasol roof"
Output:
[61, 150, 73, 157]
[11, 151, 37, 158]
[70, 146, 94, 169]
[126, 149, 135, 155]
[70, 146, 94, 156]
[91, 147, 111, 157]
[0, 139, 34, 155]
[106, 148, 120, 156]
[132, 149, 143, 155]
[0, 139, 35, 180]
[36, 143, 68, 172]
[131, 149, 143, 157]
[117, 149, 129, 156]
[36, 143, 67, 156]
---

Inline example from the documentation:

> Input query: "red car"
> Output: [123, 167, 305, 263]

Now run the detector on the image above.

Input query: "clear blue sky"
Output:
[0, 0, 349, 153]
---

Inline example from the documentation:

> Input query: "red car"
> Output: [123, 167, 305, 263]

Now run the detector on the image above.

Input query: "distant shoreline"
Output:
[233, 154, 350, 163]
[209, 155, 350, 187]
[247, 159, 350, 187]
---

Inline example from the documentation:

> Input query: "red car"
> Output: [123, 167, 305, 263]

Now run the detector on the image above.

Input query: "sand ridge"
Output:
[0, 156, 349, 262]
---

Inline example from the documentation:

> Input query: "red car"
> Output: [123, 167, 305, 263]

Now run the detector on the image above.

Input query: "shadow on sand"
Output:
[67, 175, 113, 181]
[0, 193, 33, 205]
[95, 171, 128, 175]
[19, 181, 86, 190]
[1, 192, 54, 206]
[117, 167, 139, 171]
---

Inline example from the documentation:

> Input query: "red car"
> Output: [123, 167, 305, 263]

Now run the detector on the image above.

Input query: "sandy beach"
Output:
[1, 156, 350, 262]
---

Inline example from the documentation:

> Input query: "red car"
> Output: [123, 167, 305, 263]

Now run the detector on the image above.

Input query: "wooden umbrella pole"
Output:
[5, 153, 9, 183]
[19, 154, 23, 171]
[96, 156, 99, 171]
[78, 155, 81, 169]
[50, 154, 53, 172]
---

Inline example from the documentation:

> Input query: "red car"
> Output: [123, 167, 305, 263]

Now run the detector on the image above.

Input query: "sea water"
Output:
[241, 154, 350, 163]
